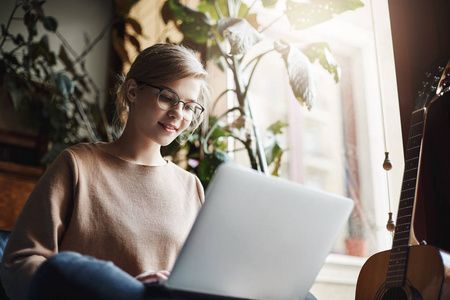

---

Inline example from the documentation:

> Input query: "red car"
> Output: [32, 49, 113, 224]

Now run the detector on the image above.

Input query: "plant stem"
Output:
[231, 55, 267, 172]
[7, 44, 26, 55]
[54, 28, 111, 141]
[235, 0, 242, 17]
[245, 132, 258, 169]
[82, 65, 113, 142]
[259, 13, 284, 33]
[227, 0, 233, 18]
[212, 88, 236, 113]
[203, 106, 243, 154]
[243, 49, 275, 72]
[245, 92, 268, 172]
[0, 1, 21, 49]
[242, 49, 275, 101]
[211, 29, 233, 70]
[72, 94, 98, 142]
[243, 0, 258, 18]
[71, 17, 114, 68]
[213, 0, 224, 19]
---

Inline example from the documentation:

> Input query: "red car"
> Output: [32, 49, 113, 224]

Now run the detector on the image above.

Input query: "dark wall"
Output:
[389, 0, 450, 251]
[388, 0, 450, 152]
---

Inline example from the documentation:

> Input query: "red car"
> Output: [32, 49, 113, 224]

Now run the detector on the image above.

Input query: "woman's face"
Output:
[127, 76, 202, 147]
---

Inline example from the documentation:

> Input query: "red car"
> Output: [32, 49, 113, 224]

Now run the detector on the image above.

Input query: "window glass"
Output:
[232, 0, 404, 258]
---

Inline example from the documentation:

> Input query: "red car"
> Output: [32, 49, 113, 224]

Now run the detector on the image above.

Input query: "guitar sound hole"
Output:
[381, 288, 408, 300]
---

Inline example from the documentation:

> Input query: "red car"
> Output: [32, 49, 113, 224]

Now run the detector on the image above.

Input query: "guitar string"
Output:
[369, 0, 395, 237]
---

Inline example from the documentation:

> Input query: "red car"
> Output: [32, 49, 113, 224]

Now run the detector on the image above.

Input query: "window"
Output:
[232, 1, 404, 297]
[131, 0, 404, 298]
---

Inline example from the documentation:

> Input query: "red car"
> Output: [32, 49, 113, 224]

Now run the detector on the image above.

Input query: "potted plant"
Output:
[159, 0, 364, 186]
[0, 0, 144, 165]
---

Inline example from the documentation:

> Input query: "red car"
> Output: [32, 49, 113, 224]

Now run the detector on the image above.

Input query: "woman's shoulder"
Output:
[64, 142, 99, 153]
[166, 160, 195, 178]
[166, 161, 204, 202]
[166, 161, 202, 183]
[56, 143, 104, 165]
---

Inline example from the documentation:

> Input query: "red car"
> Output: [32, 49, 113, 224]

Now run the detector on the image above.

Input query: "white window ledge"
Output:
[314, 254, 366, 285]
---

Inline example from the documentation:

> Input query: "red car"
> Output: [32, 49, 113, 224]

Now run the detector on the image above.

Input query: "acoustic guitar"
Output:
[355, 59, 450, 299]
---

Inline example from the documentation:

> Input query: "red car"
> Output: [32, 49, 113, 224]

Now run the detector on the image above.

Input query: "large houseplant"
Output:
[160, 0, 364, 185]
[0, 0, 143, 165]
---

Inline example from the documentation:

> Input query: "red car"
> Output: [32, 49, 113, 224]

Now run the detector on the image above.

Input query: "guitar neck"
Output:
[385, 108, 426, 288]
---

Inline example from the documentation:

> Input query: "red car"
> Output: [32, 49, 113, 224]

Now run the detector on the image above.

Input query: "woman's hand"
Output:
[135, 270, 170, 283]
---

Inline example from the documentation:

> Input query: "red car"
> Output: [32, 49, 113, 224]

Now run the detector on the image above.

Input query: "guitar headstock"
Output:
[414, 58, 450, 110]
[436, 59, 450, 96]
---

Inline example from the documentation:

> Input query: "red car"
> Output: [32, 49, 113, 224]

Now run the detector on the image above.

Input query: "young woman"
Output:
[0, 43, 210, 300]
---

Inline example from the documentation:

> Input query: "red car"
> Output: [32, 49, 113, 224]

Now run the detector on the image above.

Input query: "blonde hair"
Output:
[114, 43, 210, 139]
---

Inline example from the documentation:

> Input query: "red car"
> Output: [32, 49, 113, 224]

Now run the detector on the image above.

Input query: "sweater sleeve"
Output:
[0, 149, 77, 300]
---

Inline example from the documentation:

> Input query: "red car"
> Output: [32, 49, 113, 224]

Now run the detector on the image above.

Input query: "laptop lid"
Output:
[165, 163, 354, 300]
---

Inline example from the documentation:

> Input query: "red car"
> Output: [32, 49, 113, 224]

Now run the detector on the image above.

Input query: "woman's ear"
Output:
[126, 79, 138, 103]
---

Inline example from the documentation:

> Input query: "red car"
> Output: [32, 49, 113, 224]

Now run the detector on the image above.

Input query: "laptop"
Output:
[154, 163, 354, 300]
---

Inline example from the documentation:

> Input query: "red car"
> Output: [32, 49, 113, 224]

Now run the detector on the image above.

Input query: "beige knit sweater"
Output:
[0, 143, 204, 300]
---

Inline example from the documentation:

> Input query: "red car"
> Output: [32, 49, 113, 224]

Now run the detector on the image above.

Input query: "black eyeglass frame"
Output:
[138, 81, 205, 121]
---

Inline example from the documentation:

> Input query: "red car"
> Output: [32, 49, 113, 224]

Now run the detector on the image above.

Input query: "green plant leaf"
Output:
[24, 11, 38, 37]
[53, 73, 74, 99]
[13, 33, 25, 45]
[209, 124, 231, 140]
[168, 0, 211, 44]
[206, 41, 225, 71]
[264, 138, 282, 166]
[39, 34, 50, 49]
[261, 0, 279, 9]
[265, 120, 288, 168]
[197, 0, 222, 20]
[303, 42, 341, 83]
[267, 120, 288, 135]
[3, 53, 19, 66]
[58, 46, 76, 75]
[197, 150, 234, 187]
[217, 18, 263, 55]
[28, 35, 56, 65]
[21, 2, 31, 11]
[274, 41, 316, 110]
[42, 16, 58, 32]
[161, 0, 175, 24]
[197, 0, 249, 19]
[270, 148, 284, 176]
[284, 0, 364, 30]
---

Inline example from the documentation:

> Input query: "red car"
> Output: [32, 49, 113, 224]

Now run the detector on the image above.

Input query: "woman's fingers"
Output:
[135, 270, 170, 283]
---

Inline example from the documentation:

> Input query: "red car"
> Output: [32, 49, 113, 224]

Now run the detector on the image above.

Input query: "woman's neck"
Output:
[104, 128, 166, 166]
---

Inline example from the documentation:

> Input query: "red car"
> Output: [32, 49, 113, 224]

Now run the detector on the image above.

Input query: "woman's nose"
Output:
[168, 103, 184, 119]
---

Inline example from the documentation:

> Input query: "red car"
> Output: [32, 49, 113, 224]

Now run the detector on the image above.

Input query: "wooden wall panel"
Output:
[0, 162, 43, 230]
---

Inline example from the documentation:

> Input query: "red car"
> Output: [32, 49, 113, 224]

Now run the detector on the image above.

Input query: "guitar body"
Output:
[356, 245, 445, 299]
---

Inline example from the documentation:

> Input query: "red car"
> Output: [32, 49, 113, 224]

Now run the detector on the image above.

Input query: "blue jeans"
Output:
[27, 251, 146, 300]
[27, 251, 316, 300]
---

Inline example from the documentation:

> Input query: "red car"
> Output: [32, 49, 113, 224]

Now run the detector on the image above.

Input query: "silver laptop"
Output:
[163, 163, 354, 300]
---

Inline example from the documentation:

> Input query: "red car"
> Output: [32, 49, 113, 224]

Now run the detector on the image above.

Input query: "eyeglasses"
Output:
[139, 82, 205, 121]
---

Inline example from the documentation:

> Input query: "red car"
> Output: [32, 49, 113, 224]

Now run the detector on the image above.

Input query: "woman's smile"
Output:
[159, 121, 179, 133]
